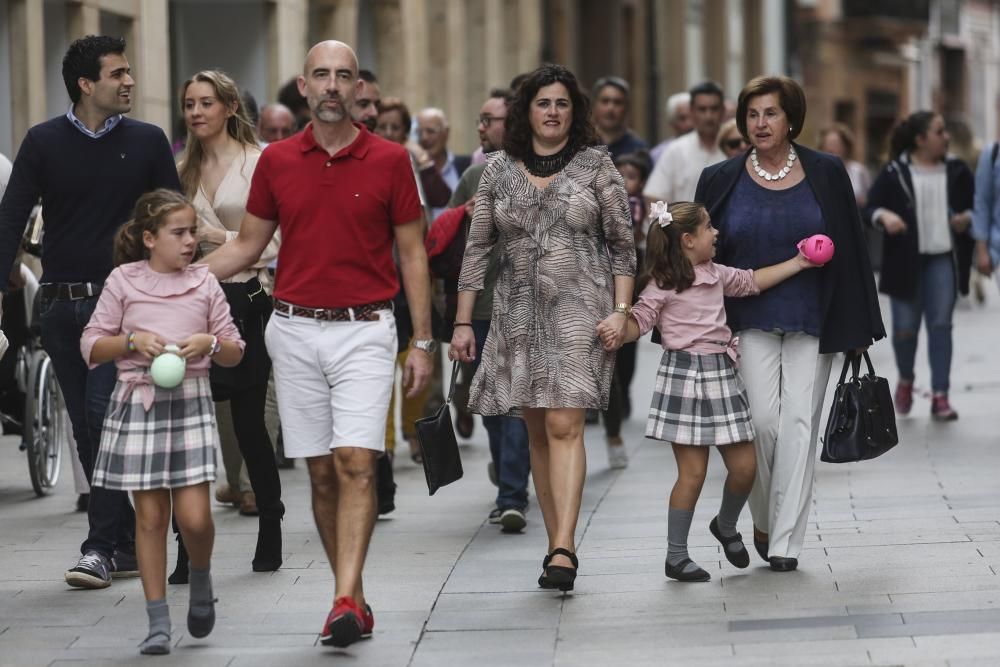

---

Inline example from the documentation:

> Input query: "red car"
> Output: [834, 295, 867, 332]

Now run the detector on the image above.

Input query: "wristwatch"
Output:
[613, 302, 632, 316]
[411, 339, 439, 355]
[208, 335, 221, 357]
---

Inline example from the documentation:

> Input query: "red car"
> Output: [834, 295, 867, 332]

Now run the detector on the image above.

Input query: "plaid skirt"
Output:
[645, 349, 755, 446]
[92, 375, 218, 491]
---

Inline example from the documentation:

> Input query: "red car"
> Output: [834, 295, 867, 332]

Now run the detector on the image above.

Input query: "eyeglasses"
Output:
[724, 138, 748, 150]
[477, 115, 506, 127]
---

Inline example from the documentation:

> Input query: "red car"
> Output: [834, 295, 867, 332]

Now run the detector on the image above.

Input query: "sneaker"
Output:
[487, 461, 498, 487]
[360, 603, 374, 639]
[606, 437, 628, 470]
[894, 380, 913, 416]
[931, 394, 958, 421]
[488, 507, 502, 524]
[320, 596, 365, 648]
[111, 549, 140, 579]
[499, 508, 526, 533]
[65, 551, 112, 589]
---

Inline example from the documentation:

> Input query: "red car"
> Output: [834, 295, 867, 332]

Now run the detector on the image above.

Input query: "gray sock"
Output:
[187, 566, 216, 638]
[139, 599, 171, 655]
[666, 507, 700, 574]
[717, 487, 749, 555]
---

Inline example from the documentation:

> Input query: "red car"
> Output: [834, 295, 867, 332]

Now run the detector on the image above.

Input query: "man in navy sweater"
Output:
[0, 35, 181, 589]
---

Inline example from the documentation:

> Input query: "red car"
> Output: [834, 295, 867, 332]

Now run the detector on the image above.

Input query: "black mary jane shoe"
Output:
[538, 552, 555, 589]
[768, 556, 798, 572]
[709, 516, 750, 569]
[664, 557, 711, 582]
[752, 527, 769, 564]
[544, 548, 578, 592]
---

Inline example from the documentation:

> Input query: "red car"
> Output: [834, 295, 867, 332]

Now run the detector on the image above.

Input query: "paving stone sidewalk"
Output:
[1, 290, 998, 667]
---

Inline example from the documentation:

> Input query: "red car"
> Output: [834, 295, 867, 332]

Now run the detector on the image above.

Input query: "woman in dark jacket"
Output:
[865, 111, 974, 421]
[695, 76, 884, 572]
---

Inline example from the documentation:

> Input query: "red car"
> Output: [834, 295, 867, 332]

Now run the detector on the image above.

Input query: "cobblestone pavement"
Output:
[1, 290, 999, 666]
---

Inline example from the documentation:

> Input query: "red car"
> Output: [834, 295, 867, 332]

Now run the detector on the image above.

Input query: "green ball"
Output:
[150, 344, 186, 389]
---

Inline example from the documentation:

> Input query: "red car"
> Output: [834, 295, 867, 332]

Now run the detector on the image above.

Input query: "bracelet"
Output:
[613, 303, 631, 316]
[453, 322, 473, 328]
[127, 331, 136, 353]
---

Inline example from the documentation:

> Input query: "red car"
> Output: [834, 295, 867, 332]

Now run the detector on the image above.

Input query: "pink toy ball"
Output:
[797, 234, 835, 265]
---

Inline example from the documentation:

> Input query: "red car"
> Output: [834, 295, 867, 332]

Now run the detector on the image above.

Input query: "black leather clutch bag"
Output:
[414, 361, 464, 494]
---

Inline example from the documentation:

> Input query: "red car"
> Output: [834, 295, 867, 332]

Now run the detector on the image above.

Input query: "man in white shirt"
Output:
[644, 82, 726, 205]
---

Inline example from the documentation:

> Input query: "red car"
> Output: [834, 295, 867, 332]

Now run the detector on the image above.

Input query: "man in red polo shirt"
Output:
[204, 40, 432, 649]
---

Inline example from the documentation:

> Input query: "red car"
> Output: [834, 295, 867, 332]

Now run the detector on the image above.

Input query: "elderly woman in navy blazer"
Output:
[694, 76, 884, 572]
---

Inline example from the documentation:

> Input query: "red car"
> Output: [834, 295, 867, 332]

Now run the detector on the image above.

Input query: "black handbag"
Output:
[413, 361, 464, 495]
[821, 351, 899, 463]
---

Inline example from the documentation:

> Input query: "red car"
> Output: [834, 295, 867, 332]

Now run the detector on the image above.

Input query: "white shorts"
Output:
[265, 307, 397, 457]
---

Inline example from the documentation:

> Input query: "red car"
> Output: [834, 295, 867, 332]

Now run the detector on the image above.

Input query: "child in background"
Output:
[613, 151, 652, 263]
[82, 189, 244, 654]
[598, 201, 818, 581]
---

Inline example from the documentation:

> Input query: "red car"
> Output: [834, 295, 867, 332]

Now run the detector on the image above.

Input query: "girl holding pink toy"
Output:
[598, 201, 818, 582]
[81, 188, 244, 656]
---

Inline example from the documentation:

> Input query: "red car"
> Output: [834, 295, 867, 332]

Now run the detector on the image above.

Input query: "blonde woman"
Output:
[176, 70, 283, 574]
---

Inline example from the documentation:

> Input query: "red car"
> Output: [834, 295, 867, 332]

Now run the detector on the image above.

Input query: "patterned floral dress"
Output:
[458, 146, 637, 415]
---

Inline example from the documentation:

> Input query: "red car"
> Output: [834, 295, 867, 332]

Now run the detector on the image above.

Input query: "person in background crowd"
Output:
[0, 34, 182, 590]
[257, 103, 296, 145]
[717, 119, 750, 159]
[972, 127, 1000, 290]
[450, 64, 636, 592]
[177, 69, 284, 574]
[592, 76, 648, 159]
[277, 77, 311, 130]
[696, 75, 884, 572]
[241, 90, 259, 127]
[354, 70, 381, 132]
[645, 81, 726, 205]
[818, 123, 870, 208]
[416, 108, 471, 218]
[203, 40, 432, 649]
[650, 92, 692, 164]
[866, 111, 973, 422]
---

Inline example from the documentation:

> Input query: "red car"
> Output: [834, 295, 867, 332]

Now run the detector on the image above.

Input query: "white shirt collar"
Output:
[66, 106, 123, 139]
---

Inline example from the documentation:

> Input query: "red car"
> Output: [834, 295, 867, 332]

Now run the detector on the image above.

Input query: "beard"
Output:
[310, 94, 348, 123]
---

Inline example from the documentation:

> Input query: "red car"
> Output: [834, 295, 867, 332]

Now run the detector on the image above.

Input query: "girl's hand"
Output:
[596, 312, 627, 351]
[449, 326, 476, 363]
[132, 332, 166, 359]
[879, 211, 907, 235]
[795, 251, 822, 270]
[178, 333, 215, 360]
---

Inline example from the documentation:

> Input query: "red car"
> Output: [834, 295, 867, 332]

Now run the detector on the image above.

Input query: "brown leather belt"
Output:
[40, 282, 103, 301]
[273, 298, 391, 322]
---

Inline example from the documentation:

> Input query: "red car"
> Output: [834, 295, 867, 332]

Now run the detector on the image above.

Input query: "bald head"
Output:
[303, 40, 358, 78]
[416, 107, 450, 160]
[298, 40, 360, 125]
[259, 103, 295, 143]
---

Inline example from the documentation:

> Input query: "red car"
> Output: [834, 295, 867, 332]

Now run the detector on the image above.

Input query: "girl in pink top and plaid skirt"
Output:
[598, 201, 818, 583]
[81, 189, 244, 656]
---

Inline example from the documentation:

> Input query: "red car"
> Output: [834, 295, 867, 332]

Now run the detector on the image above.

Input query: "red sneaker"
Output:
[360, 603, 374, 639]
[931, 394, 958, 421]
[320, 596, 364, 648]
[894, 380, 913, 416]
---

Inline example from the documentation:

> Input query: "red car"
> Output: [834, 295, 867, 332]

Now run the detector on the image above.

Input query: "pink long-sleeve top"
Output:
[81, 261, 244, 407]
[631, 261, 759, 360]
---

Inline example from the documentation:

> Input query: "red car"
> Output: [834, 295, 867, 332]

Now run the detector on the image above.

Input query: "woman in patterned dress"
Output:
[450, 65, 636, 591]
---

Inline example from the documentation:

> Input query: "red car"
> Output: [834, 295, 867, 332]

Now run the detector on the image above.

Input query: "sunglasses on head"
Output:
[724, 138, 747, 150]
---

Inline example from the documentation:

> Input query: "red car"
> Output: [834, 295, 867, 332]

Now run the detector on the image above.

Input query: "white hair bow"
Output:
[650, 200, 672, 227]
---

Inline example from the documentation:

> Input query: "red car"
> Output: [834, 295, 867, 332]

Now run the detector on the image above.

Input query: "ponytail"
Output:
[889, 110, 937, 160]
[114, 189, 193, 266]
[639, 201, 703, 293]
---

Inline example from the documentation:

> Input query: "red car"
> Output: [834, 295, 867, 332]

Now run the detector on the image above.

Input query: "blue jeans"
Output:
[471, 319, 530, 511]
[890, 252, 956, 394]
[39, 294, 134, 558]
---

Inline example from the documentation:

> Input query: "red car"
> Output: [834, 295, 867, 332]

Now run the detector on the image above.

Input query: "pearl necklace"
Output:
[750, 146, 797, 181]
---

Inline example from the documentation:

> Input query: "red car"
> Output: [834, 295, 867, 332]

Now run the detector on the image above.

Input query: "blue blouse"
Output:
[719, 169, 825, 336]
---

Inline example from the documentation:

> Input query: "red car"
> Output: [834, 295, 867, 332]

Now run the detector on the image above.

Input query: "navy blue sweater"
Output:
[0, 116, 181, 291]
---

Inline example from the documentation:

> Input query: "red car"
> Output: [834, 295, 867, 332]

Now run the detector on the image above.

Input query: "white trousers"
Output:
[739, 330, 833, 559]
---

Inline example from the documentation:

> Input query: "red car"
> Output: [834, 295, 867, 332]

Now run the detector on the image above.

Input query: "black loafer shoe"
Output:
[753, 537, 769, 563]
[664, 558, 710, 582]
[768, 556, 798, 572]
[709, 516, 750, 569]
